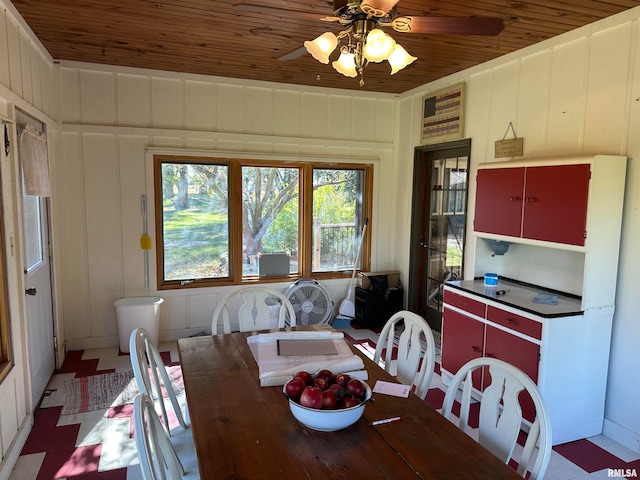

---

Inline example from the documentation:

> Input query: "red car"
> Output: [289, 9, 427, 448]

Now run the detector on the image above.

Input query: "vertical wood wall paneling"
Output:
[18, 30, 31, 104]
[29, 48, 41, 110]
[185, 80, 215, 131]
[61, 132, 92, 341]
[517, 50, 552, 157]
[245, 86, 273, 136]
[327, 95, 352, 140]
[352, 97, 377, 142]
[487, 62, 521, 161]
[6, 13, 21, 97]
[151, 77, 185, 130]
[583, 24, 633, 154]
[375, 98, 395, 144]
[80, 70, 116, 125]
[60, 68, 80, 124]
[117, 74, 152, 127]
[273, 89, 301, 138]
[216, 84, 244, 134]
[119, 135, 149, 297]
[0, 8, 10, 88]
[83, 134, 123, 338]
[300, 93, 327, 139]
[547, 38, 589, 154]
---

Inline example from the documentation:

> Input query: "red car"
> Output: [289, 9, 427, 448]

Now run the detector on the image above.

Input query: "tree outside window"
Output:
[154, 156, 372, 288]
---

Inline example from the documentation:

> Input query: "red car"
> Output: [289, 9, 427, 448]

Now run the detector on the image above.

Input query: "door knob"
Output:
[25, 288, 37, 296]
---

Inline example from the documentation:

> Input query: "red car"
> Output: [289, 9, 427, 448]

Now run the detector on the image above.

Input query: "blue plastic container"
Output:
[484, 273, 498, 287]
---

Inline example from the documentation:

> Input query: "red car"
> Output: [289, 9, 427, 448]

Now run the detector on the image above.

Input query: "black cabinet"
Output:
[354, 287, 404, 329]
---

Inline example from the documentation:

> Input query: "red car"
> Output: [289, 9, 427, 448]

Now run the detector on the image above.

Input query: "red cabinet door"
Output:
[484, 325, 540, 422]
[474, 168, 525, 237]
[522, 164, 590, 245]
[442, 307, 485, 390]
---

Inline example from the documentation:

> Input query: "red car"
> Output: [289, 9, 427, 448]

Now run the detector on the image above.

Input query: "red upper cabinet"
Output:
[474, 168, 525, 237]
[474, 163, 590, 246]
[522, 164, 590, 245]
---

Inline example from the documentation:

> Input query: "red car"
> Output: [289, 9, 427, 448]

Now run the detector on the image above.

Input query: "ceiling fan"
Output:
[234, 0, 504, 85]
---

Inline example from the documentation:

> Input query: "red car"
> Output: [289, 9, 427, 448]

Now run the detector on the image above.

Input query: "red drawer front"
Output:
[443, 290, 486, 318]
[486, 306, 542, 340]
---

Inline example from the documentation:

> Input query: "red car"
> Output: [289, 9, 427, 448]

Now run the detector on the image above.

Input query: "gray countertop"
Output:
[446, 278, 583, 318]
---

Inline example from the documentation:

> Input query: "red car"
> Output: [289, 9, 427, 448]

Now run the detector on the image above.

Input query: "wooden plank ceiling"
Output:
[11, 0, 640, 94]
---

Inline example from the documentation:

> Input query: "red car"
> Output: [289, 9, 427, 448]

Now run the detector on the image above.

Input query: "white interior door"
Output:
[23, 192, 55, 408]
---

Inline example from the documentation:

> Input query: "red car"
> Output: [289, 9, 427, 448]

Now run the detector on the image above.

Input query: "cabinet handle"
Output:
[485, 352, 497, 358]
[507, 318, 519, 326]
[472, 346, 482, 353]
[509, 196, 522, 202]
[525, 197, 538, 203]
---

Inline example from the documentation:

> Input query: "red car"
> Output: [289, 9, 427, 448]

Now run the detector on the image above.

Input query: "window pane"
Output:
[241, 166, 299, 277]
[161, 162, 229, 281]
[22, 195, 44, 273]
[312, 168, 364, 272]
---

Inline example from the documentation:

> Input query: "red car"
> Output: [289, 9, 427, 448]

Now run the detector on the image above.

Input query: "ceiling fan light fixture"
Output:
[362, 28, 396, 62]
[304, 32, 338, 64]
[388, 44, 417, 74]
[332, 50, 358, 77]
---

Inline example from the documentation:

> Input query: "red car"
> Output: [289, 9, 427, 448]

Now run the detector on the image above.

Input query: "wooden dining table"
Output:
[178, 326, 522, 479]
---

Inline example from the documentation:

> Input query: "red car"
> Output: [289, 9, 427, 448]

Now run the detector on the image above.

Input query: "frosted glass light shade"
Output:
[363, 29, 396, 63]
[304, 32, 338, 64]
[332, 51, 358, 77]
[388, 44, 417, 74]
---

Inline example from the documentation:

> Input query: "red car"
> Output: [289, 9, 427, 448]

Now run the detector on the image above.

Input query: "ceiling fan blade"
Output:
[392, 16, 504, 36]
[360, 0, 400, 17]
[278, 46, 308, 61]
[233, 3, 331, 21]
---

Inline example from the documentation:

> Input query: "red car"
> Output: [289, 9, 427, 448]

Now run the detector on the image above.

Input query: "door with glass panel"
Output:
[408, 140, 470, 332]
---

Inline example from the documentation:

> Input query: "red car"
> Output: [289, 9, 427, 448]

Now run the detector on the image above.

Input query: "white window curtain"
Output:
[19, 123, 51, 197]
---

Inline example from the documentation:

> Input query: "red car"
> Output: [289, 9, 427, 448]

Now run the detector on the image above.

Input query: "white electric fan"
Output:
[284, 278, 333, 326]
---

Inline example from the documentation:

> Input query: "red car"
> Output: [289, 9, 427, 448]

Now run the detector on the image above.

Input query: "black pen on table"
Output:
[369, 416, 402, 426]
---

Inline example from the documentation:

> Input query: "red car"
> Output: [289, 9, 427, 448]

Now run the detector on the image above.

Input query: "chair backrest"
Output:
[373, 310, 436, 400]
[211, 286, 296, 334]
[133, 393, 185, 480]
[441, 357, 552, 480]
[130, 328, 188, 434]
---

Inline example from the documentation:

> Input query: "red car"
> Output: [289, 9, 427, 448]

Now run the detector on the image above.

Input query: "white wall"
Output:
[0, 0, 57, 474]
[396, 8, 640, 453]
[57, 63, 399, 350]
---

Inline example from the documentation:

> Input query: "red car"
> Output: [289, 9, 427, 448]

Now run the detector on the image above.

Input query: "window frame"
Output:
[0, 192, 14, 383]
[153, 154, 373, 289]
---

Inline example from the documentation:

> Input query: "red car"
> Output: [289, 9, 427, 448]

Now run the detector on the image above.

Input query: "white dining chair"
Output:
[130, 328, 189, 435]
[133, 393, 200, 480]
[211, 286, 296, 334]
[441, 357, 552, 480]
[373, 310, 436, 400]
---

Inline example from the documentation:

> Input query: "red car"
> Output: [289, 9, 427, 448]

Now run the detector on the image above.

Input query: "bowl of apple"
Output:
[283, 369, 372, 432]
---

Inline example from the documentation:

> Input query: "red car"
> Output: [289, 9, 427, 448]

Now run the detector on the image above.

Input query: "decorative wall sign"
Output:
[421, 83, 466, 144]
[494, 122, 524, 158]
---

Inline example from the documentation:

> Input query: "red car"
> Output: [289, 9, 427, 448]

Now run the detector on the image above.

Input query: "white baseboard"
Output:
[603, 418, 640, 454]
[0, 414, 34, 480]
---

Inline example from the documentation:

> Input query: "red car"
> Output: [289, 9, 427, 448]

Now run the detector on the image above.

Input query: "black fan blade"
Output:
[278, 46, 308, 61]
[392, 16, 504, 36]
[360, 0, 400, 17]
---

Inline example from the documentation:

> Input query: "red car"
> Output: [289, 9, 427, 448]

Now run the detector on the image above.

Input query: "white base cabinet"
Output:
[441, 284, 613, 445]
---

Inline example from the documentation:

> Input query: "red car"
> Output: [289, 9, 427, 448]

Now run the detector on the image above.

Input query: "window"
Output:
[154, 155, 372, 289]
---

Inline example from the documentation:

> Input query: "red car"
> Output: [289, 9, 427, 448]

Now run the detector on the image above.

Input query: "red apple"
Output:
[294, 371, 313, 386]
[284, 377, 306, 400]
[316, 369, 335, 384]
[313, 377, 330, 391]
[322, 390, 338, 409]
[299, 386, 323, 409]
[335, 373, 351, 386]
[341, 397, 362, 409]
[346, 379, 366, 399]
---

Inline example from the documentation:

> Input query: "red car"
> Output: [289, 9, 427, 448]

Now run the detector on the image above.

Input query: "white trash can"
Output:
[113, 296, 163, 353]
